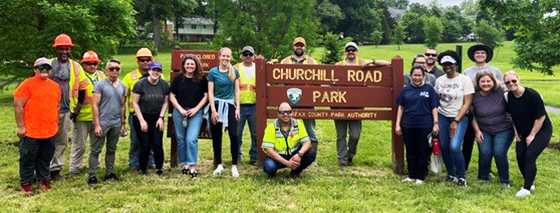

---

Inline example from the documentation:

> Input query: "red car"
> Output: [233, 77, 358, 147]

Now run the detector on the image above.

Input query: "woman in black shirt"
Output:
[504, 70, 552, 197]
[169, 55, 208, 178]
[132, 62, 170, 175]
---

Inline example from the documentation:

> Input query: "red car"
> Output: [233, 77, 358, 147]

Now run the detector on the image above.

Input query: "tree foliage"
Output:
[371, 30, 383, 48]
[400, 12, 425, 43]
[0, 0, 136, 87]
[315, 0, 343, 35]
[424, 16, 443, 48]
[332, 0, 382, 43]
[393, 22, 405, 50]
[474, 20, 505, 49]
[480, 0, 559, 75]
[320, 32, 348, 64]
[209, 0, 319, 62]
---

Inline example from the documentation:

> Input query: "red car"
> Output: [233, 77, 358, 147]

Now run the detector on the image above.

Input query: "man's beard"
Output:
[294, 49, 304, 57]
[427, 60, 435, 66]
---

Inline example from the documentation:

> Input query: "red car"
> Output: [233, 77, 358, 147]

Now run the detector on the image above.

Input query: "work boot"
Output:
[38, 180, 52, 192]
[20, 182, 34, 197]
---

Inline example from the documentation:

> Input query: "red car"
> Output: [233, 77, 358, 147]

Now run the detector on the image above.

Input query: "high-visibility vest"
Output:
[76, 71, 105, 121]
[50, 58, 89, 113]
[336, 58, 365, 66]
[122, 69, 166, 113]
[280, 55, 316, 64]
[262, 118, 310, 155]
[236, 63, 256, 104]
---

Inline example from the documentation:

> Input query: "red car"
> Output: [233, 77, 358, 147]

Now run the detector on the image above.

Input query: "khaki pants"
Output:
[69, 121, 94, 173]
[50, 112, 71, 171]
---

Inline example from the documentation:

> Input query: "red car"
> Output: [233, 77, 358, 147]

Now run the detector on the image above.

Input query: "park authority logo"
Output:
[287, 88, 302, 105]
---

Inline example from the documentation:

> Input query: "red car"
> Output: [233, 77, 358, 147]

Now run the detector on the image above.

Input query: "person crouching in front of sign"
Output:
[262, 102, 317, 178]
[208, 47, 241, 177]
[280, 37, 320, 165]
[14, 58, 61, 196]
[395, 65, 439, 185]
[334, 42, 390, 166]
[236, 46, 258, 165]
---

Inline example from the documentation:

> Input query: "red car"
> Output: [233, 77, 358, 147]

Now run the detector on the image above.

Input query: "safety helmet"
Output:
[81, 50, 101, 63]
[135, 48, 154, 60]
[52, 34, 75, 48]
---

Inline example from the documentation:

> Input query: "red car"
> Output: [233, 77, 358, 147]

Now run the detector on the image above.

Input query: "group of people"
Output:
[14, 34, 551, 198]
[396, 44, 552, 197]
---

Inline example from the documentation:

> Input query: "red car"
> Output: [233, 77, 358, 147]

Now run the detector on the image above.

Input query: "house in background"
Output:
[166, 17, 215, 42]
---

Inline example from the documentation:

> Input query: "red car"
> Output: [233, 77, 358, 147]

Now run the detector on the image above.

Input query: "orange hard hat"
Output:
[82, 50, 101, 63]
[135, 48, 154, 60]
[52, 34, 75, 48]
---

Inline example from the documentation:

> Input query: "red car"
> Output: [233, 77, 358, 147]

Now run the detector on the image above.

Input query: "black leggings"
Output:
[516, 125, 552, 190]
[402, 127, 432, 180]
[133, 114, 164, 172]
[462, 113, 476, 170]
[210, 105, 239, 165]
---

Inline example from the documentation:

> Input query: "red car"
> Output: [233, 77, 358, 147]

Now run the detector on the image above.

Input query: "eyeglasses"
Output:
[346, 48, 357, 53]
[425, 53, 437, 57]
[83, 62, 98, 66]
[243, 52, 254, 57]
[278, 110, 292, 115]
[138, 58, 151, 63]
[35, 65, 52, 71]
[505, 79, 518, 85]
[108, 67, 121, 72]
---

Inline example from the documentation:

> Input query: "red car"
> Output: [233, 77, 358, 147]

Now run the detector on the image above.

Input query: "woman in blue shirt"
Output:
[395, 65, 439, 184]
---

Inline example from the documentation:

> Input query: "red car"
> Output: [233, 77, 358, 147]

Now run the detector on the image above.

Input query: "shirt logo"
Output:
[420, 91, 429, 98]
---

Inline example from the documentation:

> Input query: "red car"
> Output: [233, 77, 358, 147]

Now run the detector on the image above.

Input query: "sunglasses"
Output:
[278, 110, 292, 115]
[108, 67, 121, 72]
[346, 48, 357, 53]
[505, 79, 518, 85]
[243, 52, 254, 57]
[83, 62, 98, 66]
[425, 53, 437, 57]
[138, 58, 151, 63]
[35, 65, 52, 71]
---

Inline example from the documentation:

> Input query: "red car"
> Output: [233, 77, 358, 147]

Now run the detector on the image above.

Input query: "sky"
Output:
[409, 0, 463, 7]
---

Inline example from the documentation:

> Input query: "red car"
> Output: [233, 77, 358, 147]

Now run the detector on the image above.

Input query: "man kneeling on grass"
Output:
[262, 102, 316, 178]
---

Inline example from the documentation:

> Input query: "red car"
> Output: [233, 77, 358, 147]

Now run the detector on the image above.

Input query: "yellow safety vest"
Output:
[262, 119, 310, 155]
[236, 63, 256, 104]
[76, 71, 105, 121]
[336, 58, 365, 66]
[280, 55, 316, 64]
[122, 69, 166, 113]
[50, 58, 89, 113]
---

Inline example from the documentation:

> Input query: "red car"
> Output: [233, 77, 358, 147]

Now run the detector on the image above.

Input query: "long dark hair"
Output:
[180, 54, 204, 83]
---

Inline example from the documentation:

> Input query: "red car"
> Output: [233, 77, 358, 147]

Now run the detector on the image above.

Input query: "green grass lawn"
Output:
[1, 42, 560, 211]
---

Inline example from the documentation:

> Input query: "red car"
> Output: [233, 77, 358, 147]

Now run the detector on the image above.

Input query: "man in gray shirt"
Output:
[88, 59, 127, 185]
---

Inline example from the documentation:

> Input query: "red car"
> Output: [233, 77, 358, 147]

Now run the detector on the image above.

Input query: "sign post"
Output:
[255, 56, 405, 174]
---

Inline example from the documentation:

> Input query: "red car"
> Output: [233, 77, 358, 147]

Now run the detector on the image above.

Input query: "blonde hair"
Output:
[474, 70, 501, 91]
[503, 70, 520, 82]
[218, 47, 236, 81]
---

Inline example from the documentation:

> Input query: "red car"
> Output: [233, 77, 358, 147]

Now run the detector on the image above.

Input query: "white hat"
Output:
[440, 55, 457, 64]
[344, 42, 358, 51]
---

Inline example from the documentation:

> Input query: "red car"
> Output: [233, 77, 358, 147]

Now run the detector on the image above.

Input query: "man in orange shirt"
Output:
[14, 57, 61, 197]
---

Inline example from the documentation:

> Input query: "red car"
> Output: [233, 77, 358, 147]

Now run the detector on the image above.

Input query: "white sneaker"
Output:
[231, 166, 239, 178]
[415, 179, 424, 185]
[402, 177, 415, 182]
[530, 185, 536, 191]
[515, 188, 531, 197]
[213, 164, 224, 175]
[311, 161, 318, 167]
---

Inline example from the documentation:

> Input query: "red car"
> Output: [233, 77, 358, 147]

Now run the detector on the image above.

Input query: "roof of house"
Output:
[182, 17, 214, 25]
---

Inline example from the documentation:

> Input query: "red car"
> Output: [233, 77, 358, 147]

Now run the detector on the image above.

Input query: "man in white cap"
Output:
[14, 57, 61, 196]
[236, 46, 258, 165]
[334, 42, 389, 166]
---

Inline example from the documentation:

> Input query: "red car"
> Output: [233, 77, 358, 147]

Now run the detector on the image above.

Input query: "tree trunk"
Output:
[153, 10, 162, 51]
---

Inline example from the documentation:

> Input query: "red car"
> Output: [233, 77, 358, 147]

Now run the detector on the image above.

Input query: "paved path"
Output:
[545, 106, 560, 115]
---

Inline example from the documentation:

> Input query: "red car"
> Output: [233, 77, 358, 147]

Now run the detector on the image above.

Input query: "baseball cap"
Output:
[242, 46, 255, 54]
[345, 42, 359, 51]
[293, 37, 306, 46]
[440, 55, 457, 64]
[34, 57, 52, 67]
[150, 61, 163, 71]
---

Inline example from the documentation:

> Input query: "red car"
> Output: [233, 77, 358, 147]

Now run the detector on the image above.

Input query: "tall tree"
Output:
[209, 0, 319, 61]
[474, 20, 505, 49]
[315, 0, 344, 35]
[400, 11, 426, 43]
[424, 16, 443, 48]
[0, 0, 136, 87]
[320, 32, 349, 64]
[393, 22, 406, 50]
[171, 0, 197, 41]
[371, 30, 383, 48]
[378, 0, 397, 44]
[332, 0, 382, 42]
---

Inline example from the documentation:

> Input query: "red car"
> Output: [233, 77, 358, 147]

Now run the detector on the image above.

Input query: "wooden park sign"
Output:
[255, 56, 406, 173]
[167, 50, 219, 167]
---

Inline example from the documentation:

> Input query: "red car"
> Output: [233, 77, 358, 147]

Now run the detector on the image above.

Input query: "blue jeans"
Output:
[237, 104, 257, 161]
[438, 114, 468, 178]
[173, 108, 203, 165]
[477, 128, 514, 183]
[129, 114, 154, 168]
